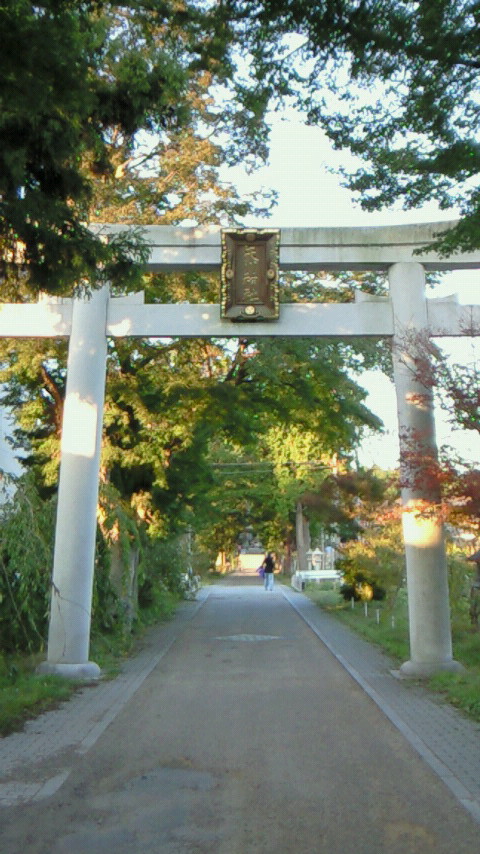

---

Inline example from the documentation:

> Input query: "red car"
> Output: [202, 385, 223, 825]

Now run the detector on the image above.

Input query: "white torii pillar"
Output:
[389, 263, 463, 676]
[38, 285, 109, 679]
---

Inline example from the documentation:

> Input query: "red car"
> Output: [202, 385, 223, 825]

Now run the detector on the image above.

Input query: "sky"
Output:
[222, 118, 480, 470]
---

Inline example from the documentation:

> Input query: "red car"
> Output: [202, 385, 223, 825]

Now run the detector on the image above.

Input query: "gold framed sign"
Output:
[220, 228, 280, 321]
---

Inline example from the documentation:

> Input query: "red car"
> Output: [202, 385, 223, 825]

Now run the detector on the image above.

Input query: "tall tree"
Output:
[0, 1, 242, 294]
[394, 330, 480, 534]
[0, 273, 383, 538]
[224, 0, 480, 254]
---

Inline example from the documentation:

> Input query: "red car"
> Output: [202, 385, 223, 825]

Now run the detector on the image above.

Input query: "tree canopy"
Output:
[0, 1, 402, 559]
[0, 269, 383, 545]
[224, 0, 480, 254]
[6, 0, 479, 286]
[0, 1, 239, 293]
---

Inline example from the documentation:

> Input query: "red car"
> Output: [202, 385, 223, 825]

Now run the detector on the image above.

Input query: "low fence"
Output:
[291, 547, 342, 592]
[291, 568, 343, 592]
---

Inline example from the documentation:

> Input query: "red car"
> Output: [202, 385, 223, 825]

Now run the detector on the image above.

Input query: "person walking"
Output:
[262, 552, 275, 591]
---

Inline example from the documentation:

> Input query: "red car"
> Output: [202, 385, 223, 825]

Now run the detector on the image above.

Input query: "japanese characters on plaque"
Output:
[220, 229, 280, 321]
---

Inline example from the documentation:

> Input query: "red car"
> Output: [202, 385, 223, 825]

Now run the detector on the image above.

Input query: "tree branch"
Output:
[39, 363, 64, 434]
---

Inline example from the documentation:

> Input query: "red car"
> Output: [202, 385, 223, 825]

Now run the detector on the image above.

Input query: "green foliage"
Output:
[199, 412, 384, 561]
[0, 476, 56, 653]
[90, 520, 118, 636]
[94, 482, 193, 638]
[337, 525, 404, 603]
[339, 574, 386, 603]
[447, 548, 475, 620]
[0, 474, 126, 653]
[0, 474, 164, 654]
[228, 0, 480, 252]
[304, 584, 343, 608]
[330, 594, 412, 663]
[0, 659, 79, 736]
[345, 593, 480, 723]
[0, 209, 391, 564]
[405, 333, 480, 437]
[137, 535, 189, 604]
[392, 332, 480, 532]
[333, 472, 405, 603]
[308, 563, 480, 723]
[0, 1, 251, 293]
[0, 294, 385, 555]
[0, 336, 67, 490]
[429, 670, 480, 723]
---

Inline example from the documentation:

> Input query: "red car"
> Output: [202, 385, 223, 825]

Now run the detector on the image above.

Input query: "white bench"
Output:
[291, 569, 342, 592]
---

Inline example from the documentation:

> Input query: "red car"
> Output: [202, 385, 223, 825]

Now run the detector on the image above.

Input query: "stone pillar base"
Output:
[37, 661, 102, 681]
[399, 658, 465, 679]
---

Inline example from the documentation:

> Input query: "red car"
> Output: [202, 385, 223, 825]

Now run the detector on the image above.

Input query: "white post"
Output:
[38, 285, 109, 679]
[389, 262, 462, 676]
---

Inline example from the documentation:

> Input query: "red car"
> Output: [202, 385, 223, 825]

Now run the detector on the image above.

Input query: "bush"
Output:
[90, 523, 120, 634]
[0, 476, 56, 654]
[336, 517, 405, 605]
[94, 482, 143, 635]
[305, 586, 343, 608]
[339, 574, 386, 602]
[137, 535, 188, 603]
[0, 475, 197, 657]
[447, 547, 475, 622]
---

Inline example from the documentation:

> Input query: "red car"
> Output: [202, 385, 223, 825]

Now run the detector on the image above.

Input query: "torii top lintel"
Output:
[1, 221, 480, 340]
[93, 220, 480, 272]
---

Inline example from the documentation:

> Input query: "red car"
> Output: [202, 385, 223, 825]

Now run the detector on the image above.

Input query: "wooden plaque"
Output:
[221, 229, 280, 321]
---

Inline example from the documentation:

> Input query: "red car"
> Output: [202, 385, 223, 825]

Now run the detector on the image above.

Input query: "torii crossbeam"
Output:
[2, 221, 478, 678]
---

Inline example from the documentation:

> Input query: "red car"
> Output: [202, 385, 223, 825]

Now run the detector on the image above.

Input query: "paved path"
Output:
[0, 579, 479, 852]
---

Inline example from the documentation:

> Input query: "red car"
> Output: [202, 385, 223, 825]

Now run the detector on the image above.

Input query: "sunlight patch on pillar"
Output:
[61, 394, 97, 458]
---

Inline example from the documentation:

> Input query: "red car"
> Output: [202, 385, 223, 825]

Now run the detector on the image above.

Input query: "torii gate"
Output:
[3, 220, 479, 680]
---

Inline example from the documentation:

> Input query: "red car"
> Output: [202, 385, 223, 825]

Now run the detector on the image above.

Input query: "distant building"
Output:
[237, 549, 265, 572]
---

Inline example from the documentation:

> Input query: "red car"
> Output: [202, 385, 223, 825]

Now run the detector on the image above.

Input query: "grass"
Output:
[0, 655, 81, 737]
[0, 588, 182, 737]
[5, 576, 480, 734]
[89, 588, 181, 677]
[302, 582, 480, 723]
